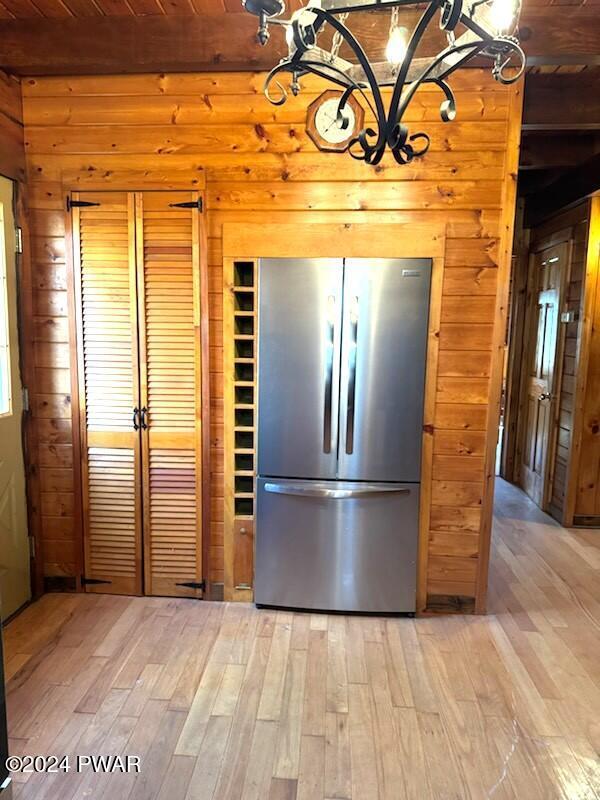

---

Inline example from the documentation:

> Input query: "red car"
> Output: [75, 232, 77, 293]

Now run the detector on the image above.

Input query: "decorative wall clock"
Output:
[306, 89, 365, 153]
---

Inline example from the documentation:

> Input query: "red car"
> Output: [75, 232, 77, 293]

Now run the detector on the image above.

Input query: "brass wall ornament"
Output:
[240, 0, 525, 165]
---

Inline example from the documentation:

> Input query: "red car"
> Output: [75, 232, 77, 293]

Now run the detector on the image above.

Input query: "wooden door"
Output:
[136, 192, 205, 598]
[73, 192, 143, 595]
[0, 176, 30, 617]
[520, 242, 568, 508]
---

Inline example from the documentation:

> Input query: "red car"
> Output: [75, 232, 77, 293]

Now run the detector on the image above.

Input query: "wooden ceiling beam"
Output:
[0, 9, 599, 75]
[525, 152, 600, 227]
[522, 71, 600, 132]
[520, 133, 600, 171]
[519, 9, 600, 66]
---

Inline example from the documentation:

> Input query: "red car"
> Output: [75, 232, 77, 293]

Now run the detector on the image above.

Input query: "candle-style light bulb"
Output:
[490, 0, 515, 33]
[385, 25, 408, 67]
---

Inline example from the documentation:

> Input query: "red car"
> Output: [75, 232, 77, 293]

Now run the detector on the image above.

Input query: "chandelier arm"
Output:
[492, 39, 526, 83]
[300, 60, 385, 160]
[289, 56, 380, 121]
[310, 7, 389, 157]
[264, 61, 298, 105]
[264, 53, 381, 143]
[336, 80, 379, 123]
[395, 38, 488, 122]
[291, 61, 355, 90]
[247, 0, 525, 163]
[439, 0, 462, 32]
[386, 1, 441, 139]
[421, 44, 483, 85]
[429, 77, 456, 121]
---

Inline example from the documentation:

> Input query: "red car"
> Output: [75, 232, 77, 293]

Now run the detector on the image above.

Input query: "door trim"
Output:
[564, 196, 600, 526]
[65, 185, 211, 598]
[13, 181, 44, 598]
[223, 221, 445, 613]
[514, 235, 572, 512]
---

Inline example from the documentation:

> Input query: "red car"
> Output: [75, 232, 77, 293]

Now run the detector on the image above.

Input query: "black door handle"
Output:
[140, 407, 148, 430]
[133, 407, 140, 431]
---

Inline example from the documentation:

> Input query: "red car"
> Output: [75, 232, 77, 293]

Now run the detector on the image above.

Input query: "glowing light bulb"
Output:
[490, 0, 515, 33]
[385, 25, 408, 67]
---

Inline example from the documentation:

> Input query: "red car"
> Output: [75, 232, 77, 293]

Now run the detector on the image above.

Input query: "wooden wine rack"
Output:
[223, 259, 257, 600]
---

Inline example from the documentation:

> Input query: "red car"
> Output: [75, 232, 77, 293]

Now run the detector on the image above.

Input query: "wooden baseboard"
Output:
[572, 515, 600, 527]
[43, 576, 78, 593]
[209, 582, 225, 602]
[425, 594, 476, 615]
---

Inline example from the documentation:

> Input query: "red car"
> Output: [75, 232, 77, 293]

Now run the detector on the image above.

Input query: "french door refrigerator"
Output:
[255, 257, 432, 613]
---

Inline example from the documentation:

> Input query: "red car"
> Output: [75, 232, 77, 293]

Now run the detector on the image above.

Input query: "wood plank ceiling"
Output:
[0, 0, 592, 17]
[520, 66, 600, 222]
[0, 0, 292, 14]
[0, 0, 599, 74]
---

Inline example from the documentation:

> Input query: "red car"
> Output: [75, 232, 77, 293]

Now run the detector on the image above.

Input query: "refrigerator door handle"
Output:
[323, 294, 336, 454]
[345, 295, 359, 454]
[264, 482, 410, 499]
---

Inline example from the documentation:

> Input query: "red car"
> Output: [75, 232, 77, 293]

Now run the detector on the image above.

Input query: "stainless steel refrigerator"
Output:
[255, 257, 432, 613]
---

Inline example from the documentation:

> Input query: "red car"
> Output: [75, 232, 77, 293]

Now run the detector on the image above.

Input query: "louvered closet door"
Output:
[73, 192, 143, 595]
[136, 192, 204, 598]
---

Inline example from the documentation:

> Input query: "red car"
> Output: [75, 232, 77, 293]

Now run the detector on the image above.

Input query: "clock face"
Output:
[306, 90, 364, 153]
[314, 97, 356, 145]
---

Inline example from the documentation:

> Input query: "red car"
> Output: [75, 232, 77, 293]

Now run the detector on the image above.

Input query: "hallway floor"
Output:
[3, 479, 600, 799]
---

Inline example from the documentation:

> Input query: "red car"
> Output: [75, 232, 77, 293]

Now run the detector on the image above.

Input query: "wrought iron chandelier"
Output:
[240, 0, 525, 165]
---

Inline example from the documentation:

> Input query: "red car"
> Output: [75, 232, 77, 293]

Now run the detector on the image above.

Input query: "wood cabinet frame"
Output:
[64, 179, 211, 596]
[222, 222, 446, 612]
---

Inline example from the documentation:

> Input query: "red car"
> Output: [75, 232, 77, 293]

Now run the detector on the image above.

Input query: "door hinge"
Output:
[67, 198, 101, 212]
[22, 386, 29, 412]
[15, 226, 23, 254]
[169, 199, 203, 212]
[81, 576, 112, 586]
[176, 580, 205, 591]
[28, 535, 35, 559]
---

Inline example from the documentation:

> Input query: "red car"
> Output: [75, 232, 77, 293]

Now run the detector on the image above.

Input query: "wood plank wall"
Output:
[20, 70, 521, 606]
[530, 202, 590, 523]
[0, 70, 24, 182]
[571, 197, 600, 524]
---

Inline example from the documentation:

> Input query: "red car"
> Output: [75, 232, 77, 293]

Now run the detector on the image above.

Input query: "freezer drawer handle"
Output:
[323, 294, 336, 454]
[264, 483, 410, 499]
[345, 295, 359, 454]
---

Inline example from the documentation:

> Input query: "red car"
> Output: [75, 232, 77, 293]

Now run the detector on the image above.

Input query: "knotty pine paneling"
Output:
[22, 70, 521, 605]
[0, 70, 24, 181]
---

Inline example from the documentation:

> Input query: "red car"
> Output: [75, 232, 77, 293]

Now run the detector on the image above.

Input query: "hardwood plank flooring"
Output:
[3, 478, 600, 799]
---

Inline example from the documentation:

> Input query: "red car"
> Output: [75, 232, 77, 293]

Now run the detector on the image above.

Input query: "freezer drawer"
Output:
[255, 477, 419, 613]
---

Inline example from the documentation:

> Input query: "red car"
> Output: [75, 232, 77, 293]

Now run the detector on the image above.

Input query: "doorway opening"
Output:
[0, 174, 31, 619]
[499, 197, 600, 527]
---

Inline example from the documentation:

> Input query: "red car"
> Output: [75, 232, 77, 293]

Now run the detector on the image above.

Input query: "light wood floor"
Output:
[3, 479, 600, 800]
